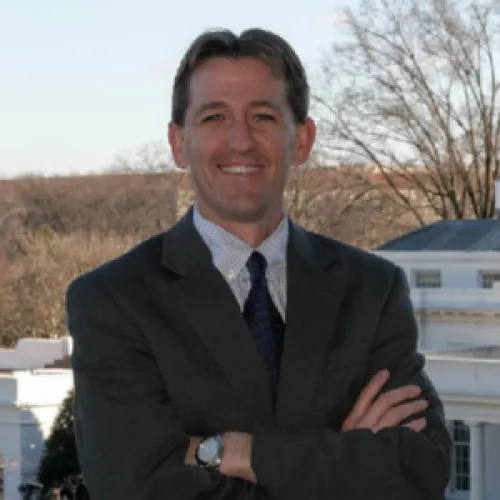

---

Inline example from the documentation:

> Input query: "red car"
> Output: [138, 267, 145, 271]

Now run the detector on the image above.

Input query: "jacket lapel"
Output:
[276, 222, 350, 427]
[160, 210, 274, 422]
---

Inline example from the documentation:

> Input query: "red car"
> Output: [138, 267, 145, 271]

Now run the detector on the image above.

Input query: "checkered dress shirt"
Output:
[192, 206, 288, 320]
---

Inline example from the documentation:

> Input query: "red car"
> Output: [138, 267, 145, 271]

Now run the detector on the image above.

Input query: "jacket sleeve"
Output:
[66, 273, 265, 500]
[251, 266, 451, 500]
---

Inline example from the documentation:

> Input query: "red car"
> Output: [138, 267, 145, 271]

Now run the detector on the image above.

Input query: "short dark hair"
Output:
[171, 28, 310, 126]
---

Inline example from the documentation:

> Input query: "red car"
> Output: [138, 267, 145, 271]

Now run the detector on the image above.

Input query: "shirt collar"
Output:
[192, 205, 288, 280]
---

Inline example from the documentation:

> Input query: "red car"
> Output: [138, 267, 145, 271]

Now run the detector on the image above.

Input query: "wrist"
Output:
[185, 436, 202, 466]
[220, 432, 256, 483]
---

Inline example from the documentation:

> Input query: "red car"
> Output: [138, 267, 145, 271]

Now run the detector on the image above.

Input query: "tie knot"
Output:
[246, 251, 267, 282]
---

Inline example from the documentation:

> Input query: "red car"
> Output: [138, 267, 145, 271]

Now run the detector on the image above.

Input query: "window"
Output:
[479, 271, 500, 289]
[413, 270, 442, 288]
[451, 420, 470, 492]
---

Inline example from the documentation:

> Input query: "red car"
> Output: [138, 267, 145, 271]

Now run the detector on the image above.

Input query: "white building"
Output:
[377, 219, 500, 500]
[0, 338, 73, 499]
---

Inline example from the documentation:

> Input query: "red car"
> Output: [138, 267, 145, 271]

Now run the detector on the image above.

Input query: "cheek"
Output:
[257, 132, 293, 158]
[271, 140, 296, 171]
[186, 136, 215, 166]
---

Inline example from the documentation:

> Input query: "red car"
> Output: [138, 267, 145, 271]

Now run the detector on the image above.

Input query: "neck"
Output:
[218, 217, 284, 248]
[196, 205, 284, 247]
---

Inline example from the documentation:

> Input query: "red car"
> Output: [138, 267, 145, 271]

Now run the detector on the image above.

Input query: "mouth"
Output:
[218, 164, 263, 175]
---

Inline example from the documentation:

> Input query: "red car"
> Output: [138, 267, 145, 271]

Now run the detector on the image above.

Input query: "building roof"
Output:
[378, 220, 500, 251]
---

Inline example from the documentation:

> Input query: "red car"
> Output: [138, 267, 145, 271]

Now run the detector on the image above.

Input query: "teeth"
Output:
[220, 165, 260, 174]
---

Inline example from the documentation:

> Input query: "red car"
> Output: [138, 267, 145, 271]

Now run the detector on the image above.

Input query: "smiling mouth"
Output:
[218, 165, 262, 174]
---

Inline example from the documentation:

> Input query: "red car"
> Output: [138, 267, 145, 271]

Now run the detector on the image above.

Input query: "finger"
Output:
[347, 370, 390, 423]
[341, 418, 354, 432]
[404, 417, 427, 432]
[373, 399, 428, 432]
[358, 384, 422, 429]
[342, 370, 389, 431]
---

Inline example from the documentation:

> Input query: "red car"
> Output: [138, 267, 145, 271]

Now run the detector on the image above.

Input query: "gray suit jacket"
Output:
[67, 209, 451, 500]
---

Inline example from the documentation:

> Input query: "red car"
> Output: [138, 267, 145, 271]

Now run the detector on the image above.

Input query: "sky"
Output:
[0, 0, 347, 179]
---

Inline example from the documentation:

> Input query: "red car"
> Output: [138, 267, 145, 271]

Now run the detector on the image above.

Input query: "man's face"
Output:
[169, 56, 315, 224]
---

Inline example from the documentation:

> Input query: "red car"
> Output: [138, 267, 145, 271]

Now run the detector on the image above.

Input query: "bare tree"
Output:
[314, 0, 500, 224]
[284, 161, 417, 248]
[0, 231, 139, 346]
[285, 159, 333, 231]
[109, 141, 175, 173]
[1, 174, 181, 253]
[0, 172, 188, 346]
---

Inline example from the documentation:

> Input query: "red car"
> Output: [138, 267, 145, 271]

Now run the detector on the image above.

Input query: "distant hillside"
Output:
[0, 171, 188, 257]
[0, 171, 189, 345]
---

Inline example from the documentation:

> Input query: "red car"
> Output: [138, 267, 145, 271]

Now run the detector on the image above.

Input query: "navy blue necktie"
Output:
[243, 251, 284, 403]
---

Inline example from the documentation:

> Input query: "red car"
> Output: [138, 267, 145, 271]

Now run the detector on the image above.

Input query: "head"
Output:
[168, 28, 315, 233]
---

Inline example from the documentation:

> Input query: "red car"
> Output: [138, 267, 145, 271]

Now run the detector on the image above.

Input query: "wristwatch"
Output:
[195, 434, 224, 469]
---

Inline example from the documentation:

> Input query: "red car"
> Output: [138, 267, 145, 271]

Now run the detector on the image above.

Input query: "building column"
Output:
[468, 422, 485, 500]
[4, 456, 22, 500]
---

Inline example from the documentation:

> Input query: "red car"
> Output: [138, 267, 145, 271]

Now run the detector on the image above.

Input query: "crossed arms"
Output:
[67, 266, 451, 500]
[186, 370, 430, 480]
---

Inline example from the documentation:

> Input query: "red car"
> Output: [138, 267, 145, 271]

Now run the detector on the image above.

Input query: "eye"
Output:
[254, 113, 276, 122]
[202, 113, 224, 123]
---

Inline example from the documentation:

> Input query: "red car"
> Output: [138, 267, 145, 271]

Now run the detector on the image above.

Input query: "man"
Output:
[67, 28, 451, 500]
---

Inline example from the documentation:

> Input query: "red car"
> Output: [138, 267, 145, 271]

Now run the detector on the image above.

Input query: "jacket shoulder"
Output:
[307, 230, 401, 277]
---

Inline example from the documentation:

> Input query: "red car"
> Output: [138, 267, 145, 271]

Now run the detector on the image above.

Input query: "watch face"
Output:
[198, 437, 220, 464]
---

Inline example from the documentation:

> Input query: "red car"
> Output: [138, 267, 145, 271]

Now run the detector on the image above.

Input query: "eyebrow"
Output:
[193, 99, 282, 119]
[249, 100, 282, 113]
[193, 101, 227, 118]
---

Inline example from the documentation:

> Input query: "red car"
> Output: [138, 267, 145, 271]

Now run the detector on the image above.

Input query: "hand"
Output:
[220, 432, 256, 483]
[342, 369, 428, 433]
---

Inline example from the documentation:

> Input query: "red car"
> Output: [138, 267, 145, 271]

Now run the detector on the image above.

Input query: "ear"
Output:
[292, 117, 316, 167]
[168, 121, 189, 170]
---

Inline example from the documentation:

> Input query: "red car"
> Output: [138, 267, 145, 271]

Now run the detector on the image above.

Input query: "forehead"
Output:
[187, 57, 287, 108]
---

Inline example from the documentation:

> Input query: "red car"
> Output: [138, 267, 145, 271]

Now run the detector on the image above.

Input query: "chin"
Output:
[223, 202, 277, 223]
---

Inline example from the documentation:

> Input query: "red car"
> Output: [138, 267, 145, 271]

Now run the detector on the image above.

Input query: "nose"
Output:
[226, 118, 256, 152]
